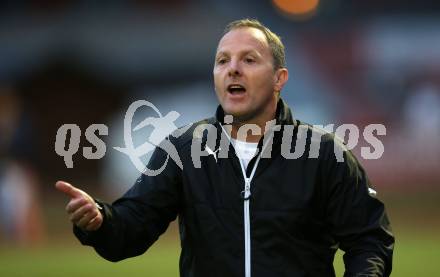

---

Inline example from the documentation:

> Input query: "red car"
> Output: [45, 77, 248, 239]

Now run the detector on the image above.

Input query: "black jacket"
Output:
[74, 99, 394, 277]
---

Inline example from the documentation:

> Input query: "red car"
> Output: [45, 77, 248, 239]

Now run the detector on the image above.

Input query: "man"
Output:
[56, 19, 394, 276]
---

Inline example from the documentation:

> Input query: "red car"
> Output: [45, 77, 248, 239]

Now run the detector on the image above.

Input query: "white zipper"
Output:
[239, 158, 260, 277]
[243, 178, 251, 277]
[221, 124, 274, 277]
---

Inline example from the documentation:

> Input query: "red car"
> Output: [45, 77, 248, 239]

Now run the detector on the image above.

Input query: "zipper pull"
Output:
[241, 178, 251, 200]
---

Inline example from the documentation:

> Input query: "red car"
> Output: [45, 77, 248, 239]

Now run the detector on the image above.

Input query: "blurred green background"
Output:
[1, 0, 439, 276]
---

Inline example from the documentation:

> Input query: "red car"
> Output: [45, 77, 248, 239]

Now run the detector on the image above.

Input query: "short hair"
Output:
[223, 18, 286, 70]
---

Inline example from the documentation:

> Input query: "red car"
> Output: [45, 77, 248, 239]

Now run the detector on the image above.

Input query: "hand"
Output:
[55, 181, 103, 231]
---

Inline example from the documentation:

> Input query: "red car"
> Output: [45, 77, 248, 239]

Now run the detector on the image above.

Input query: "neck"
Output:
[230, 111, 276, 143]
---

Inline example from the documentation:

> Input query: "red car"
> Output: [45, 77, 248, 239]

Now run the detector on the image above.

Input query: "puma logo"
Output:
[205, 146, 221, 162]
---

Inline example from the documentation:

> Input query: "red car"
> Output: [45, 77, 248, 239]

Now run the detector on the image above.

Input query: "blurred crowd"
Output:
[0, 90, 45, 245]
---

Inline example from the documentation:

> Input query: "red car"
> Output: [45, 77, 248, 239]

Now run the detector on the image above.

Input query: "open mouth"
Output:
[227, 84, 246, 95]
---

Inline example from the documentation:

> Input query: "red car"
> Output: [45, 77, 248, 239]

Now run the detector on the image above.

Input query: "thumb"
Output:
[55, 181, 82, 199]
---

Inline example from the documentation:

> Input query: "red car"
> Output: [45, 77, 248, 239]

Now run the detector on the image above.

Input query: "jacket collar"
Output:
[212, 98, 297, 176]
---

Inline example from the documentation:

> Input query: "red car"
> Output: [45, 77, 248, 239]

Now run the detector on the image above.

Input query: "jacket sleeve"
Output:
[73, 145, 182, 262]
[321, 138, 395, 277]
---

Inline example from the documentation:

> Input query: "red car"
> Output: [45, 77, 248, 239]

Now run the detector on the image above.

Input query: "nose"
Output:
[228, 59, 241, 77]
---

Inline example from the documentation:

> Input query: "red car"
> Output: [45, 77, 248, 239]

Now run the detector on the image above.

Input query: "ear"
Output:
[274, 68, 288, 92]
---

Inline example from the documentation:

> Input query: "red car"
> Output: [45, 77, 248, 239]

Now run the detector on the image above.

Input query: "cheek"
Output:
[213, 71, 222, 88]
[252, 71, 276, 91]
[213, 77, 223, 98]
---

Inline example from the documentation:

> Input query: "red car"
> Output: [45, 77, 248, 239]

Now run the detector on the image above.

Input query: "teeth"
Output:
[227, 84, 246, 94]
[228, 85, 245, 90]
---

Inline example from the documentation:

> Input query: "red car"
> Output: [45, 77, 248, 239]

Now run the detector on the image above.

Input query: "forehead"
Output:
[216, 27, 270, 55]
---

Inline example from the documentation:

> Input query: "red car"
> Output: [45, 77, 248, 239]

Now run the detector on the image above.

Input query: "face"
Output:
[213, 27, 288, 124]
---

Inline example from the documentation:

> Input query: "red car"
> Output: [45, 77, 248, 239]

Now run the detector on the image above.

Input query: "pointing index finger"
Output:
[55, 181, 82, 199]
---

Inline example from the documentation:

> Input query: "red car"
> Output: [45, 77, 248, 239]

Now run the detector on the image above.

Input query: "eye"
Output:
[216, 58, 228, 65]
[244, 57, 255, 64]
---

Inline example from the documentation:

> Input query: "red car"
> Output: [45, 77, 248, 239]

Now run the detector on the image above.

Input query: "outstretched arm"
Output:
[56, 146, 182, 262]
